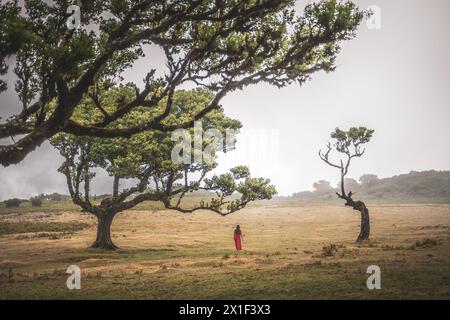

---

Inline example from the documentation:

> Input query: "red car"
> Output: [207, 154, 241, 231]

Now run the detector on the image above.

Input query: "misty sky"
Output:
[1, 0, 450, 200]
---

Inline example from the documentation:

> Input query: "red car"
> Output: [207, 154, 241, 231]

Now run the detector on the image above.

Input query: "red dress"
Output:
[234, 229, 242, 251]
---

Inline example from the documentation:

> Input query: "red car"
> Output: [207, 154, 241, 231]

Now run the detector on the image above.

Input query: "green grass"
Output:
[0, 200, 80, 215]
[0, 198, 205, 215]
[1, 238, 449, 299]
[0, 221, 90, 236]
[1, 251, 449, 299]
[1, 203, 449, 299]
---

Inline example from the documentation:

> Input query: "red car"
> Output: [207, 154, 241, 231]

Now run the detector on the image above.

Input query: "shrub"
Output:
[411, 238, 438, 249]
[5, 198, 21, 207]
[322, 244, 338, 257]
[30, 197, 42, 207]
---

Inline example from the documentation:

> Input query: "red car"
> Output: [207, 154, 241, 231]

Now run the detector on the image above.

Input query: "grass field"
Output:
[1, 202, 450, 299]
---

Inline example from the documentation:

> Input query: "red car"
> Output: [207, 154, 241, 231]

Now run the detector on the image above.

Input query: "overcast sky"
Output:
[1, 0, 449, 200]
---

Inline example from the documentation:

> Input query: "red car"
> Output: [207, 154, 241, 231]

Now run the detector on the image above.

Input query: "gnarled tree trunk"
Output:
[337, 169, 370, 242]
[91, 213, 118, 250]
[338, 193, 371, 242]
[355, 201, 370, 242]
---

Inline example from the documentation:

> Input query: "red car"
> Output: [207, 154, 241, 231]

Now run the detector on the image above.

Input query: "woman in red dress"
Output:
[234, 225, 243, 251]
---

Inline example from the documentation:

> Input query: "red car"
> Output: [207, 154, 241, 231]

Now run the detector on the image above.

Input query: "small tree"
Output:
[319, 127, 374, 242]
[51, 88, 276, 250]
[30, 196, 43, 207]
[359, 174, 379, 187]
[313, 180, 334, 194]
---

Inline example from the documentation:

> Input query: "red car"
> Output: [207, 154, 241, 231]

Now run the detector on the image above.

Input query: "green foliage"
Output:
[51, 87, 276, 216]
[230, 166, 251, 180]
[204, 173, 237, 198]
[203, 168, 277, 212]
[54, 88, 242, 179]
[330, 127, 374, 154]
[319, 125, 374, 201]
[237, 177, 277, 203]
[4, 198, 21, 207]
[0, 0, 367, 166]
[30, 197, 42, 207]
[0, 1, 34, 92]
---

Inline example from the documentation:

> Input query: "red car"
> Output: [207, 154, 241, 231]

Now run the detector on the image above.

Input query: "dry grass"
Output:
[0, 202, 449, 299]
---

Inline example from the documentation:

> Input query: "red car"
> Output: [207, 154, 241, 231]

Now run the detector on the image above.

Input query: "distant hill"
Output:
[283, 170, 450, 203]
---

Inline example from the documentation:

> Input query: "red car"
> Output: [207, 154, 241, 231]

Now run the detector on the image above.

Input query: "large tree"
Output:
[319, 127, 374, 242]
[51, 88, 276, 250]
[0, 0, 366, 166]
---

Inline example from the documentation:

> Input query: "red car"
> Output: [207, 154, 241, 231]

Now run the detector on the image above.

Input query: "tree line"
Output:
[289, 170, 450, 203]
